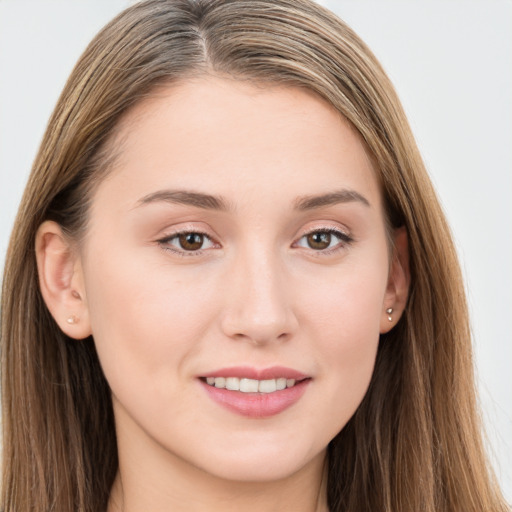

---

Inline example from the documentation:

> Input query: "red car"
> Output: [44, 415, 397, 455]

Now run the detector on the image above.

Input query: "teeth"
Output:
[205, 377, 298, 393]
[225, 377, 239, 391]
[240, 378, 259, 392]
[258, 379, 276, 393]
[276, 378, 287, 390]
[214, 377, 226, 388]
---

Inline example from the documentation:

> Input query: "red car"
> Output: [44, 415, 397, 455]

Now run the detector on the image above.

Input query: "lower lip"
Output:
[200, 379, 310, 418]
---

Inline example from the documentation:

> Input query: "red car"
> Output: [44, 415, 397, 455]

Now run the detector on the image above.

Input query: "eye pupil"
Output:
[179, 233, 204, 250]
[307, 232, 331, 250]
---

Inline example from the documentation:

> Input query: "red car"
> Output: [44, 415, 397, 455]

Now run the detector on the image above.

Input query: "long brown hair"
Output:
[1, 1, 509, 510]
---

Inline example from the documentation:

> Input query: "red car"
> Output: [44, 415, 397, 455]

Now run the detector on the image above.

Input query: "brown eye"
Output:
[159, 230, 215, 255]
[178, 233, 204, 251]
[306, 232, 331, 250]
[295, 228, 352, 253]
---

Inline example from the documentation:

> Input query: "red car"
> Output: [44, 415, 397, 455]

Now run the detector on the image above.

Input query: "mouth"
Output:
[198, 367, 311, 418]
[201, 376, 304, 393]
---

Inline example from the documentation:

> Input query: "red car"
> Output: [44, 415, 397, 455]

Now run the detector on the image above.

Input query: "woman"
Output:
[1, 0, 509, 510]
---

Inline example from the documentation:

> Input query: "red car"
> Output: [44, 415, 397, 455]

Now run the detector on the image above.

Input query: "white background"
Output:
[0, 0, 510, 500]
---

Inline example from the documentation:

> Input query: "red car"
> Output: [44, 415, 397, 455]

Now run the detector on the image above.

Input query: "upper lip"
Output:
[200, 366, 308, 380]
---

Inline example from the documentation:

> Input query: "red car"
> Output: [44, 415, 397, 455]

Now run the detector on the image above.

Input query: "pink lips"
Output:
[201, 366, 307, 381]
[199, 366, 310, 418]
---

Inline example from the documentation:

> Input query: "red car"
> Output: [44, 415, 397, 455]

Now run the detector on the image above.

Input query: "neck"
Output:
[107, 427, 329, 512]
[108, 465, 329, 512]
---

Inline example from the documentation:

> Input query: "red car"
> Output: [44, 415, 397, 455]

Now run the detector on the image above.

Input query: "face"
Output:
[72, 77, 403, 483]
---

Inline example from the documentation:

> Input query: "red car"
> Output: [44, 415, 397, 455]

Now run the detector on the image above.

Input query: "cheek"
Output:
[81, 244, 217, 396]
[299, 259, 387, 422]
[301, 254, 388, 343]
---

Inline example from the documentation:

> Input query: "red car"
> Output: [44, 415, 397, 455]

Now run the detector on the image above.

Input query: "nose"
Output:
[219, 248, 298, 346]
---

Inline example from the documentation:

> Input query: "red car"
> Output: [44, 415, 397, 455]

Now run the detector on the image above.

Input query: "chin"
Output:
[194, 443, 326, 483]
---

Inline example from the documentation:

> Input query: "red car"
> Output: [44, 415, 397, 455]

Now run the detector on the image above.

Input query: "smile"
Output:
[204, 376, 298, 393]
[199, 367, 311, 418]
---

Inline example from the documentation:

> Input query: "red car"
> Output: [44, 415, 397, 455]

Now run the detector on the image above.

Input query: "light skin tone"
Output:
[36, 77, 409, 512]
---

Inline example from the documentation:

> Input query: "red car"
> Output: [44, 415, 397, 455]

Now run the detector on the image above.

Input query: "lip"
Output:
[201, 366, 308, 380]
[199, 366, 311, 418]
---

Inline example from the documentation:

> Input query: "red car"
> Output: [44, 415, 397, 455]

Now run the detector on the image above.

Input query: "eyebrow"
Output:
[293, 189, 370, 210]
[135, 188, 370, 211]
[136, 190, 231, 211]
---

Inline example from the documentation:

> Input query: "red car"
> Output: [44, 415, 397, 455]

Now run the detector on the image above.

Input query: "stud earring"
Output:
[386, 308, 393, 322]
[66, 315, 79, 325]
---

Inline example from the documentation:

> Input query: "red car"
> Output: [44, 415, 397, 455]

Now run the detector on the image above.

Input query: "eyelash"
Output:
[157, 227, 353, 258]
[295, 227, 353, 256]
[157, 229, 217, 258]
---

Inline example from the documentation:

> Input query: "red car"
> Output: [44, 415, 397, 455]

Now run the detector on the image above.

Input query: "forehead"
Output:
[95, 76, 382, 213]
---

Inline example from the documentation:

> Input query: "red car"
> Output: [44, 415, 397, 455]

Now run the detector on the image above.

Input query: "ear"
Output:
[380, 226, 410, 334]
[35, 221, 92, 339]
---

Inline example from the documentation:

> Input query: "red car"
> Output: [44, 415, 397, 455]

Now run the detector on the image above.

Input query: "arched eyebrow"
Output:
[136, 190, 231, 211]
[293, 189, 370, 210]
[135, 188, 370, 211]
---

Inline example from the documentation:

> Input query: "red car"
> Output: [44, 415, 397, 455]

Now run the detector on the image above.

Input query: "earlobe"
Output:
[380, 226, 410, 334]
[35, 221, 92, 339]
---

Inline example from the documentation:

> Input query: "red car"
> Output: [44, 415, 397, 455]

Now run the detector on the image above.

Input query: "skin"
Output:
[36, 77, 409, 512]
